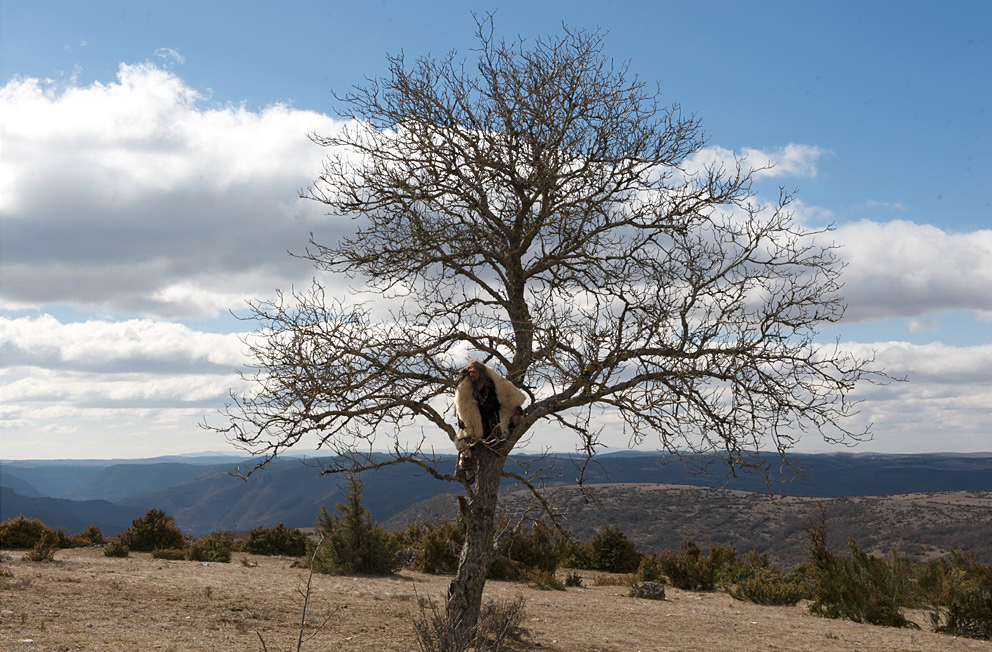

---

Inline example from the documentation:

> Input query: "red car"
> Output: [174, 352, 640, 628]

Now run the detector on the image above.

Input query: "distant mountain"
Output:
[0, 464, 105, 499]
[0, 469, 44, 497]
[117, 457, 464, 535]
[1, 451, 990, 542]
[574, 451, 992, 496]
[0, 455, 250, 499]
[0, 487, 136, 535]
[69, 462, 238, 502]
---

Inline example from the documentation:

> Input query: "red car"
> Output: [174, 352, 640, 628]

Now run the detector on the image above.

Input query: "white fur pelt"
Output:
[454, 361, 526, 451]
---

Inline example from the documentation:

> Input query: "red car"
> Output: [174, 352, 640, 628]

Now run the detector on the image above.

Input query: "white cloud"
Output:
[845, 340, 992, 385]
[0, 314, 251, 457]
[907, 318, 939, 334]
[2, 369, 233, 405]
[0, 62, 988, 458]
[683, 143, 828, 180]
[0, 314, 248, 372]
[153, 48, 185, 64]
[833, 220, 992, 321]
[0, 63, 346, 319]
[821, 341, 992, 453]
[743, 143, 828, 179]
[865, 200, 908, 211]
[0, 401, 233, 459]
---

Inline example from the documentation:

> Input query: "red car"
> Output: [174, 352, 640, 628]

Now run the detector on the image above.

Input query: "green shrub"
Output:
[309, 472, 402, 575]
[504, 519, 563, 574]
[636, 554, 666, 583]
[52, 528, 75, 549]
[151, 547, 187, 560]
[564, 571, 583, 587]
[401, 520, 463, 574]
[587, 525, 641, 574]
[103, 538, 130, 558]
[188, 532, 233, 563]
[721, 547, 773, 586]
[561, 535, 593, 570]
[22, 533, 57, 562]
[72, 525, 105, 547]
[489, 518, 567, 581]
[804, 511, 910, 628]
[527, 568, 565, 591]
[657, 540, 718, 591]
[244, 524, 308, 556]
[926, 552, 992, 640]
[730, 569, 807, 606]
[122, 509, 185, 552]
[0, 516, 56, 549]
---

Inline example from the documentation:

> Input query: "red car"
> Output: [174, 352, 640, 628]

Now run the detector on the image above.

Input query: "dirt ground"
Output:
[2, 548, 989, 652]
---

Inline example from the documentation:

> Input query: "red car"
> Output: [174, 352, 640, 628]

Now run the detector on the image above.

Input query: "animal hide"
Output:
[454, 362, 526, 451]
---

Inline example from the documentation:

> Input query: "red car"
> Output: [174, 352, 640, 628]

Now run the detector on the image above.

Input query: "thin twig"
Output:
[296, 533, 326, 652]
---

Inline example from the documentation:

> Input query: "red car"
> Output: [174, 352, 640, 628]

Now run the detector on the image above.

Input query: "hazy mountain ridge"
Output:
[70, 462, 239, 502]
[0, 487, 135, 535]
[111, 457, 466, 534]
[2, 453, 990, 557]
[0, 470, 44, 498]
[581, 451, 992, 496]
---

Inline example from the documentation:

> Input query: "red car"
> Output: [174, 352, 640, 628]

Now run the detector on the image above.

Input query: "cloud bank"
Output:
[1, 62, 989, 457]
[834, 220, 992, 321]
[1, 62, 342, 318]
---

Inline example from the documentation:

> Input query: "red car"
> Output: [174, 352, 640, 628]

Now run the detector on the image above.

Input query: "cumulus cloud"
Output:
[0, 62, 346, 318]
[0, 314, 251, 457]
[2, 369, 233, 405]
[6, 64, 985, 328]
[683, 143, 828, 180]
[832, 220, 992, 321]
[1, 62, 988, 458]
[0, 314, 248, 372]
[830, 341, 992, 452]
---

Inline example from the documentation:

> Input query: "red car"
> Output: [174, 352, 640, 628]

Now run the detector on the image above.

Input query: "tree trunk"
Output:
[446, 444, 506, 638]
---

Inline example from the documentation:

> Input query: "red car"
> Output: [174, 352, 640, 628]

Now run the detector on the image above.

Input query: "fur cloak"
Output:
[454, 362, 526, 451]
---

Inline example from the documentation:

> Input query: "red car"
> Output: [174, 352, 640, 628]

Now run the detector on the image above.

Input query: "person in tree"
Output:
[453, 360, 526, 482]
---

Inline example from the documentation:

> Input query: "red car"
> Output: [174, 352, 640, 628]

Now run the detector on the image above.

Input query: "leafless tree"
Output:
[209, 16, 883, 637]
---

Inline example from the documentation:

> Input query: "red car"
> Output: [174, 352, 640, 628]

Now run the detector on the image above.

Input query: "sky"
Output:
[1, 0, 989, 460]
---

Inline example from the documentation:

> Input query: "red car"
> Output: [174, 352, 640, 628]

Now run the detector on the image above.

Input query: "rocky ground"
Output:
[2, 547, 989, 651]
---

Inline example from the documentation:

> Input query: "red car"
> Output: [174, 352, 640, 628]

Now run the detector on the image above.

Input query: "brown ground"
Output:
[2, 548, 989, 652]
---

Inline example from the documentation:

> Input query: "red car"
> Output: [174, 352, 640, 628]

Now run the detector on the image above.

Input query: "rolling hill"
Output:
[386, 483, 992, 565]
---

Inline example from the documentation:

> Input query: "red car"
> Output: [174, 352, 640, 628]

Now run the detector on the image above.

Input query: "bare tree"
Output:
[210, 16, 882, 637]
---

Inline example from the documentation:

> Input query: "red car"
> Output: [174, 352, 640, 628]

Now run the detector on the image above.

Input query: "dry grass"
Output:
[2, 547, 990, 651]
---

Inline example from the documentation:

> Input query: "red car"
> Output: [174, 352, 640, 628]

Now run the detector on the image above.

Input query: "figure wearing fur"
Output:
[453, 360, 526, 482]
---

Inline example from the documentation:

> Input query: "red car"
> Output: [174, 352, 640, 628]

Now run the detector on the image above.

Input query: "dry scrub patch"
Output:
[2, 548, 990, 651]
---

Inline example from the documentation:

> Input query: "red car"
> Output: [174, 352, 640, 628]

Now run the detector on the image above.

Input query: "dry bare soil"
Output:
[2, 548, 990, 652]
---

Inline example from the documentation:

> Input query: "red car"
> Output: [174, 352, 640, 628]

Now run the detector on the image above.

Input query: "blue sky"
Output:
[1, 0, 989, 459]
